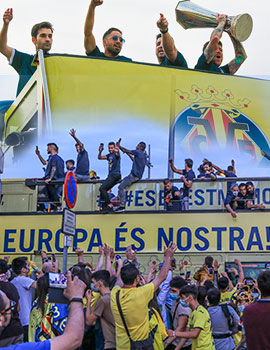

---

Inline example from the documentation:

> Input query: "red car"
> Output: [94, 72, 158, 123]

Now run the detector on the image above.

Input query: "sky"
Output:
[0, 0, 269, 100]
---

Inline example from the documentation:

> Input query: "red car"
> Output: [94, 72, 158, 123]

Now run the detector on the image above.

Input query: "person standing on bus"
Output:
[69, 129, 90, 182]
[0, 8, 54, 97]
[84, 0, 132, 62]
[156, 13, 188, 68]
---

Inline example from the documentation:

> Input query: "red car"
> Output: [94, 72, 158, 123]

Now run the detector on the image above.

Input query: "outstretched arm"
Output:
[0, 8, 13, 60]
[152, 242, 177, 291]
[227, 32, 247, 75]
[169, 158, 183, 175]
[204, 14, 227, 63]
[157, 13, 178, 63]
[84, 0, 103, 54]
[204, 158, 224, 174]
[35, 146, 47, 166]
[69, 129, 84, 151]
[119, 145, 132, 155]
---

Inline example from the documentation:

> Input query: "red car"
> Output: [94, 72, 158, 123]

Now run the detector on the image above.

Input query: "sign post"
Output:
[62, 172, 78, 272]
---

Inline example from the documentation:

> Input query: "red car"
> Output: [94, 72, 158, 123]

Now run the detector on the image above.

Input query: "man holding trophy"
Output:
[194, 13, 247, 75]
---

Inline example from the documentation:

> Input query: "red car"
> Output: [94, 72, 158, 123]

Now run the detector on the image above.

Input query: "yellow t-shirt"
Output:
[149, 308, 167, 350]
[111, 283, 154, 350]
[220, 287, 237, 304]
[188, 305, 215, 350]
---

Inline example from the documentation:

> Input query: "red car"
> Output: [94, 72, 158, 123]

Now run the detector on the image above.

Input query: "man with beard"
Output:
[84, 0, 132, 62]
[195, 14, 247, 75]
[156, 13, 188, 68]
[44, 143, 64, 210]
[0, 8, 54, 96]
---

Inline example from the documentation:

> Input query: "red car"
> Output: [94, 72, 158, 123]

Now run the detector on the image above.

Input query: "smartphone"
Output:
[246, 279, 254, 286]
[118, 138, 122, 143]
[171, 258, 176, 269]
[35, 146, 38, 151]
[49, 272, 67, 289]
[185, 271, 191, 279]
[100, 143, 104, 150]
[52, 253, 56, 263]
[208, 267, 213, 274]
[48, 272, 69, 304]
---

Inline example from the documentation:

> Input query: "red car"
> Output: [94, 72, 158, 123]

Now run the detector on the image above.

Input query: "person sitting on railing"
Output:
[69, 129, 90, 182]
[44, 143, 64, 211]
[156, 13, 188, 68]
[163, 178, 181, 212]
[194, 14, 247, 75]
[98, 141, 121, 214]
[84, 0, 132, 62]
[0, 8, 54, 96]
[224, 183, 239, 218]
[246, 181, 265, 210]
[169, 158, 195, 211]
[116, 141, 147, 213]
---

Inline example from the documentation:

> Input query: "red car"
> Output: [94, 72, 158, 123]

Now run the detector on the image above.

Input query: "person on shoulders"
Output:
[194, 14, 247, 75]
[156, 13, 188, 68]
[84, 0, 132, 62]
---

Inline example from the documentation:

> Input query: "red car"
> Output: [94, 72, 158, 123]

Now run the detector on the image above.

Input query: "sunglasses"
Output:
[112, 35, 125, 43]
[0, 300, 17, 315]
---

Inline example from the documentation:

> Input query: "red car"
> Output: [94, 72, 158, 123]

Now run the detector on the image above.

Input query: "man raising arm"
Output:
[84, 0, 132, 61]
[156, 13, 188, 68]
[0, 8, 13, 61]
[0, 8, 54, 96]
[195, 14, 247, 75]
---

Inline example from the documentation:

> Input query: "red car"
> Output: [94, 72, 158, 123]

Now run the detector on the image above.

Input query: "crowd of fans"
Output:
[1, 246, 270, 350]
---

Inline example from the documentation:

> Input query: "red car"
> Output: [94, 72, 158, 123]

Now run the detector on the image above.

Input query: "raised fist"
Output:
[3, 8, 13, 25]
[92, 0, 103, 7]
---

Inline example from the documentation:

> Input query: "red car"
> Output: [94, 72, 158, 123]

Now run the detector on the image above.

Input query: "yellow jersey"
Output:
[188, 305, 215, 350]
[111, 283, 154, 350]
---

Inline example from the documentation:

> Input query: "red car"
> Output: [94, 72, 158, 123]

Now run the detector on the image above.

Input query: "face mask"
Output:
[180, 299, 189, 308]
[238, 305, 245, 313]
[90, 283, 99, 293]
[168, 293, 178, 301]
[233, 191, 238, 196]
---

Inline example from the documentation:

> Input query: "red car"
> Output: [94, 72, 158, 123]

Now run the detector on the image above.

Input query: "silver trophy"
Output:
[176, 0, 253, 42]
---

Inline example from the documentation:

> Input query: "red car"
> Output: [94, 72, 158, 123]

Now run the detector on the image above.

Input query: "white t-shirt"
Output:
[11, 275, 34, 326]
